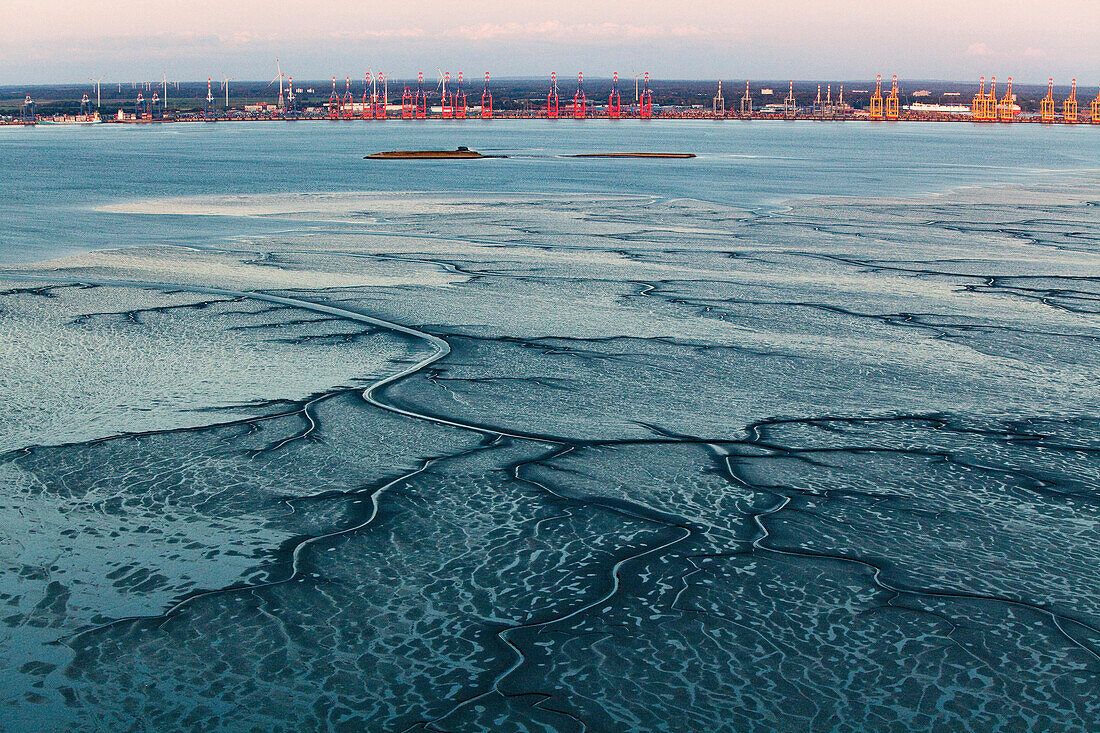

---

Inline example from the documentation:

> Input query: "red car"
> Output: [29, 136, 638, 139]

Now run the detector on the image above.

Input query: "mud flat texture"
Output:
[1, 180, 1099, 732]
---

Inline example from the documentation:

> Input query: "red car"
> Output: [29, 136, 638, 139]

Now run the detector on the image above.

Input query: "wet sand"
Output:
[2, 179, 1099, 731]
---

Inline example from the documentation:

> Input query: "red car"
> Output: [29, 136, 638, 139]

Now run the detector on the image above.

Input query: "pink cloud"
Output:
[442, 22, 718, 43]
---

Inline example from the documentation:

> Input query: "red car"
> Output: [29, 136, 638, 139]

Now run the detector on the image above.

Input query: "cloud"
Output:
[965, 42, 993, 57]
[327, 28, 427, 41]
[441, 22, 720, 43]
[1022, 47, 1046, 58]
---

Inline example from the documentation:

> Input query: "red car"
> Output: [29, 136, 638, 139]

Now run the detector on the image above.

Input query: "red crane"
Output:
[441, 71, 453, 119]
[362, 73, 373, 119]
[639, 72, 653, 118]
[608, 71, 621, 118]
[376, 74, 387, 119]
[402, 83, 413, 119]
[547, 72, 559, 118]
[573, 72, 586, 119]
[415, 72, 427, 118]
[481, 72, 493, 119]
[342, 76, 354, 119]
[455, 72, 467, 119]
[328, 76, 339, 120]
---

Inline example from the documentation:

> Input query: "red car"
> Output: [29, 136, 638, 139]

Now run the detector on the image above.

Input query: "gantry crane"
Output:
[573, 72, 586, 119]
[869, 74, 884, 120]
[609, 72, 622, 118]
[547, 72, 559, 118]
[972, 77, 991, 120]
[639, 73, 653, 118]
[998, 77, 1016, 121]
[1063, 79, 1078, 123]
[342, 76, 353, 119]
[1040, 78, 1056, 123]
[455, 72, 467, 119]
[885, 75, 900, 119]
[375, 74, 387, 119]
[328, 77, 339, 120]
[415, 72, 427, 119]
[481, 72, 493, 119]
[362, 73, 373, 119]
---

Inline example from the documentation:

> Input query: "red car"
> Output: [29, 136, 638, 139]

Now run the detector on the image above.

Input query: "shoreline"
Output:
[5, 114, 1100, 127]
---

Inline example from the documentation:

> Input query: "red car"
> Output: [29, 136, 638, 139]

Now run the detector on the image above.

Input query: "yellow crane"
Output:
[1063, 79, 1078, 123]
[972, 77, 989, 120]
[998, 77, 1016, 121]
[1040, 78, 1056, 123]
[869, 74, 884, 120]
[885, 75, 900, 119]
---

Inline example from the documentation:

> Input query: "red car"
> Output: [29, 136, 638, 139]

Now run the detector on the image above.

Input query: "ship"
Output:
[37, 113, 102, 125]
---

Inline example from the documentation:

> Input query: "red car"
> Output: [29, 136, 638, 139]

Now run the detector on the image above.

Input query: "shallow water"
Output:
[1, 122, 1099, 732]
[2, 119, 1098, 264]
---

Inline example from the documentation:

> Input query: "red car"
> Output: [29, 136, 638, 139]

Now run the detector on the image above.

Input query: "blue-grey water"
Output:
[1, 120, 1099, 732]
[2, 120, 1098, 263]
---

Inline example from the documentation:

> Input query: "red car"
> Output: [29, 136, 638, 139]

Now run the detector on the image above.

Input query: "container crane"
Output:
[971, 76, 990, 120]
[342, 76, 354, 119]
[1063, 79, 1078, 122]
[639, 72, 653, 118]
[869, 75, 884, 119]
[998, 77, 1016, 121]
[328, 77, 340, 120]
[415, 72, 427, 119]
[402, 83, 413, 119]
[609, 72, 622, 118]
[885, 75, 900, 120]
[362, 73, 373, 119]
[573, 72, 586, 119]
[455, 72, 467, 118]
[439, 70, 453, 119]
[547, 72, 559, 118]
[481, 72, 493, 119]
[1040, 78, 1055, 122]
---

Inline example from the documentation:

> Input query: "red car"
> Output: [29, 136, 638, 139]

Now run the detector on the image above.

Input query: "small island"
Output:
[365, 146, 494, 159]
[567, 153, 696, 158]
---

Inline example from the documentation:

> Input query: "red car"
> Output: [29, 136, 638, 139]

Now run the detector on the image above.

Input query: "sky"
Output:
[1, 0, 1096, 86]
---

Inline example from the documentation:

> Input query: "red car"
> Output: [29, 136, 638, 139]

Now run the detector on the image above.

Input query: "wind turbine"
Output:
[436, 67, 447, 97]
[162, 72, 169, 109]
[632, 67, 639, 103]
[269, 57, 286, 108]
[436, 67, 451, 117]
[89, 75, 105, 107]
[221, 73, 231, 109]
